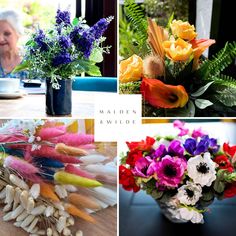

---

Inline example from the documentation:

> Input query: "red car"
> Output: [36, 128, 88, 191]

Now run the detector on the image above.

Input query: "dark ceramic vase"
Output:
[46, 78, 72, 116]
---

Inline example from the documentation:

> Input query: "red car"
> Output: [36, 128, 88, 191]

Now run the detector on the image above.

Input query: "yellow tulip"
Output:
[171, 20, 197, 41]
[163, 38, 193, 61]
[119, 54, 143, 83]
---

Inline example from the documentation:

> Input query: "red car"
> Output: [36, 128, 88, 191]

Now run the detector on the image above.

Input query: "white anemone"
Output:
[187, 152, 217, 187]
[176, 207, 204, 224]
[177, 181, 202, 205]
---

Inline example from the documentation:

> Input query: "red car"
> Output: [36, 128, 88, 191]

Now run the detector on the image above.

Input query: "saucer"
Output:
[0, 90, 25, 99]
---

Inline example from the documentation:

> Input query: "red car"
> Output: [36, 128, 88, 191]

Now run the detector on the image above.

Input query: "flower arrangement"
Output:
[15, 9, 113, 89]
[119, 1, 236, 117]
[0, 120, 116, 235]
[119, 120, 236, 223]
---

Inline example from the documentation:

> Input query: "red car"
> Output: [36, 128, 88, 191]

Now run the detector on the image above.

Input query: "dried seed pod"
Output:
[29, 184, 40, 199]
[5, 185, 15, 204]
[31, 205, 46, 215]
[59, 210, 70, 218]
[64, 185, 77, 192]
[67, 217, 75, 226]
[76, 230, 83, 236]
[13, 187, 22, 209]
[21, 214, 35, 228]
[54, 210, 59, 218]
[62, 227, 71, 236]
[16, 210, 28, 221]
[11, 205, 24, 219]
[27, 217, 39, 233]
[3, 203, 12, 212]
[45, 205, 54, 217]
[55, 185, 67, 199]
[3, 211, 13, 221]
[47, 228, 53, 236]
[0, 187, 6, 199]
[56, 216, 66, 233]
[14, 221, 23, 227]
[27, 197, 35, 213]
[37, 230, 46, 235]
[31, 226, 39, 234]
[9, 174, 29, 190]
[20, 190, 29, 209]
[53, 202, 65, 211]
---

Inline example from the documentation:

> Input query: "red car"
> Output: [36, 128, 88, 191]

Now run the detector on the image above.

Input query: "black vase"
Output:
[46, 78, 72, 116]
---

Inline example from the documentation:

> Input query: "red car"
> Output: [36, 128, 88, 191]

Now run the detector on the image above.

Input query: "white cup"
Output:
[0, 78, 20, 93]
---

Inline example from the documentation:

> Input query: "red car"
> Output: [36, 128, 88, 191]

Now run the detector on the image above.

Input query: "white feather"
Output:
[84, 164, 116, 176]
[80, 154, 107, 164]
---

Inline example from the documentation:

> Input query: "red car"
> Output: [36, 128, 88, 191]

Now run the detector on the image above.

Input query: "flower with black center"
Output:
[176, 181, 202, 205]
[154, 155, 187, 188]
[187, 152, 216, 187]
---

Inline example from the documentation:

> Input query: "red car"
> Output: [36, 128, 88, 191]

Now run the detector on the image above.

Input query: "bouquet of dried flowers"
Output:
[0, 120, 116, 235]
[119, 121, 236, 223]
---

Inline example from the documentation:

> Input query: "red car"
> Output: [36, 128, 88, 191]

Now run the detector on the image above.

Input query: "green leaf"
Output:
[191, 81, 214, 97]
[89, 48, 104, 63]
[195, 99, 213, 109]
[214, 180, 225, 193]
[72, 18, 79, 26]
[212, 86, 236, 107]
[166, 100, 195, 117]
[12, 61, 29, 73]
[166, 12, 174, 29]
[86, 64, 102, 76]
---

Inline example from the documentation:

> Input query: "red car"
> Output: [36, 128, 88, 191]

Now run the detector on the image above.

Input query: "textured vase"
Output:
[46, 78, 72, 116]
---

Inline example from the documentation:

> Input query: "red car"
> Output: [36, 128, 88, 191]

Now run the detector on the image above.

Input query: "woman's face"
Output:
[0, 20, 19, 55]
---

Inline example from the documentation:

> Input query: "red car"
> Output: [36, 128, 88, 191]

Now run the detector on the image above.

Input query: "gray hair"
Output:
[0, 9, 24, 35]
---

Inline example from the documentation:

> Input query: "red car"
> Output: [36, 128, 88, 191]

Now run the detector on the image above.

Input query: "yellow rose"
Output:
[119, 54, 143, 83]
[170, 20, 197, 41]
[163, 38, 193, 61]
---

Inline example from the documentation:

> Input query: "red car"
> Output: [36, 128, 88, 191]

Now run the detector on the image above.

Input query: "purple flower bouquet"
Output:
[119, 121, 236, 223]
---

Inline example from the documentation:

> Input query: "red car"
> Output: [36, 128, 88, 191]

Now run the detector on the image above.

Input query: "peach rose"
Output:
[119, 55, 143, 83]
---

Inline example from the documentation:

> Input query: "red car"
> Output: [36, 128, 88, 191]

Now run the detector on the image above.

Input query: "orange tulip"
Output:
[191, 38, 216, 69]
[163, 38, 193, 61]
[170, 20, 197, 41]
[140, 78, 189, 108]
[119, 54, 143, 83]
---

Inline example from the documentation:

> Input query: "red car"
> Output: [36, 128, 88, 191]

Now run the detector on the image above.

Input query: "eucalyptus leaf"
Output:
[191, 81, 214, 97]
[195, 99, 213, 109]
[213, 86, 236, 107]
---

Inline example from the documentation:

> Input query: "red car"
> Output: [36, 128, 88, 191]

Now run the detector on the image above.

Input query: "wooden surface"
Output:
[0, 91, 114, 118]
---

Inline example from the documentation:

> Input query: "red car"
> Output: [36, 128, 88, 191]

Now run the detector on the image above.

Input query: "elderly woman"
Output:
[0, 9, 27, 78]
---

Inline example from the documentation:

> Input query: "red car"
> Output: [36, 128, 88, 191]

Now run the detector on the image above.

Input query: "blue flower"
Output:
[52, 52, 72, 67]
[184, 135, 220, 155]
[89, 17, 112, 39]
[56, 9, 71, 26]
[59, 36, 72, 49]
[34, 29, 48, 51]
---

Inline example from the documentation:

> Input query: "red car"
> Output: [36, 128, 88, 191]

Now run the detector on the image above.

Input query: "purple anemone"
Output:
[133, 157, 154, 178]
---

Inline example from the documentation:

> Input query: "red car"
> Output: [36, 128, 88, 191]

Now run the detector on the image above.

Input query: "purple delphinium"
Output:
[184, 135, 220, 155]
[34, 29, 48, 51]
[59, 36, 72, 49]
[56, 9, 71, 26]
[89, 17, 112, 39]
[154, 155, 187, 188]
[154, 140, 184, 159]
[132, 157, 154, 178]
[52, 52, 72, 67]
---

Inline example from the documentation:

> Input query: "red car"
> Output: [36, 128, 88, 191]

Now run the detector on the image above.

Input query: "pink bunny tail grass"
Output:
[0, 135, 28, 149]
[38, 127, 66, 140]
[4, 155, 39, 178]
[55, 133, 94, 147]
[24, 146, 33, 162]
[31, 146, 82, 164]
[65, 164, 96, 179]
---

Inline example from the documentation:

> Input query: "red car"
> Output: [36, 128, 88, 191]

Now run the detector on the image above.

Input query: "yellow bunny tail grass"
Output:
[40, 182, 60, 202]
[55, 143, 88, 156]
[54, 171, 102, 187]
[65, 203, 96, 223]
[68, 193, 101, 210]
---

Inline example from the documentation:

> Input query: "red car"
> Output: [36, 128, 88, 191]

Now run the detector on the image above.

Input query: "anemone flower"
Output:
[176, 181, 202, 205]
[187, 152, 216, 187]
[154, 155, 187, 188]
[140, 78, 189, 108]
[133, 157, 154, 178]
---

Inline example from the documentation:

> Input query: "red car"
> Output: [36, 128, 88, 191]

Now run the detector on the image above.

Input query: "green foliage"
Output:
[197, 42, 236, 80]
[119, 81, 141, 94]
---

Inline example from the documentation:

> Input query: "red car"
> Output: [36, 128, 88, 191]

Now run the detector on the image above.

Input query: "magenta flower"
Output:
[192, 127, 207, 139]
[154, 155, 187, 188]
[133, 157, 154, 178]
[173, 120, 189, 136]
